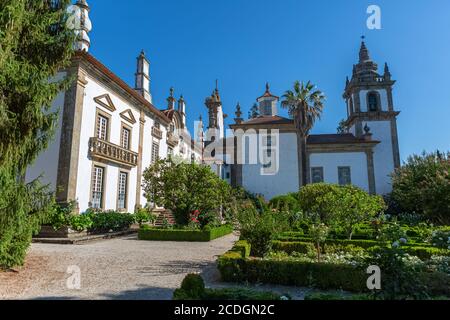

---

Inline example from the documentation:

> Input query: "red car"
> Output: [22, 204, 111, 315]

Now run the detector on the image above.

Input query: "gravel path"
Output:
[0, 234, 239, 300]
[0, 234, 315, 300]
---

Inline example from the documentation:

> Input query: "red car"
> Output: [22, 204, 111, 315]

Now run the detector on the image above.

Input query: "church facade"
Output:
[26, 1, 401, 213]
[224, 41, 400, 200]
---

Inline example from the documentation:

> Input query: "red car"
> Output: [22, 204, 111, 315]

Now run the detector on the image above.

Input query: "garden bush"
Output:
[390, 151, 450, 224]
[173, 274, 282, 300]
[304, 292, 371, 301]
[238, 207, 290, 258]
[134, 208, 156, 226]
[299, 184, 385, 240]
[269, 194, 300, 212]
[88, 211, 135, 233]
[173, 274, 205, 300]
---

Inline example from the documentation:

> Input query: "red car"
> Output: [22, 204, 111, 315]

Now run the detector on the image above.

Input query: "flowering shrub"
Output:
[430, 230, 450, 249]
[426, 256, 450, 275]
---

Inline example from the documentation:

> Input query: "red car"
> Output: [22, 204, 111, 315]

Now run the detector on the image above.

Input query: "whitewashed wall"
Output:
[367, 120, 394, 194]
[242, 132, 299, 200]
[25, 73, 66, 190]
[77, 76, 142, 212]
[309, 152, 369, 192]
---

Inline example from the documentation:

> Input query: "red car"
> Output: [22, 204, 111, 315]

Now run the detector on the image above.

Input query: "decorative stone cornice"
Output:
[344, 111, 400, 127]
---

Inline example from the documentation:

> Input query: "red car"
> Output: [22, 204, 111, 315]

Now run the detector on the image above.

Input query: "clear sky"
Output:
[88, 0, 450, 162]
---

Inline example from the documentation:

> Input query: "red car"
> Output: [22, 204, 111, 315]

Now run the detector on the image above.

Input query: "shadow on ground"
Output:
[101, 285, 175, 300]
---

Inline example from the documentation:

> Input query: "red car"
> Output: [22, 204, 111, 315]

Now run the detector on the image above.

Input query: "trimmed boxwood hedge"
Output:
[271, 239, 450, 260]
[218, 241, 450, 295]
[218, 241, 368, 292]
[138, 224, 233, 242]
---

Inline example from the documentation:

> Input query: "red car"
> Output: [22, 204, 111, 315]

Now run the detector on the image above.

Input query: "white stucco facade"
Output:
[241, 132, 299, 200]
[25, 73, 66, 190]
[309, 152, 369, 192]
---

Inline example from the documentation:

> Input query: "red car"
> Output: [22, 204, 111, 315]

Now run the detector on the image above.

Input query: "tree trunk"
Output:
[301, 135, 308, 186]
[296, 132, 308, 188]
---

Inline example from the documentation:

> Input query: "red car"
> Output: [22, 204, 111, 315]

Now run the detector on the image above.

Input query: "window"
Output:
[96, 114, 109, 140]
[311, 167, 324, 184]
[168, 147, 174, 156]
[368, 92, 379, 112]
[121, 127, 131, 150]
[169, 123, 175, 133]
[338, 167, 352, 185]
[117, 172, 128, 211]
[154, 121, 160, 129]
[263, 136, 273, 169]
[151, 141, 160, 163]
[91, 166, 105, 209]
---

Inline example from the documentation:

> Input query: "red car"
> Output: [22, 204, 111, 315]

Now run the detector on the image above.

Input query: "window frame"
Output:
[151, 140, 160, 163]
[338, 166, 352, 185]
[94, 108, 112, 141]
[90, 164, 107, 210]
[367, 91, 381, 112]
[120, 122, 132, 150]
[116, 171, 129, 212]
[311, 167, 324, 184]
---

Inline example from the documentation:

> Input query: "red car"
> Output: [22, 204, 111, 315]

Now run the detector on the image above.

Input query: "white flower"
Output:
[392, 241, 400, 248]
[400, 238, 408, 244]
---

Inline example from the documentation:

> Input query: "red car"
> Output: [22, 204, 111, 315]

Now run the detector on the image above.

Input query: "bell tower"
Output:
[204, 81, 224, 140]
[343, 39, 401, 194]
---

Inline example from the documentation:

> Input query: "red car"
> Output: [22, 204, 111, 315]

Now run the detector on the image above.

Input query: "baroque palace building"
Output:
[26, 1, 208, 213]
[26, 1, 401, 212]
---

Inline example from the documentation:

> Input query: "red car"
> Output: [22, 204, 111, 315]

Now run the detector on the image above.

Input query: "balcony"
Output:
[167, 132, 179, 147]
[88, 137, 138, 168]
[152, 127, 163, 140]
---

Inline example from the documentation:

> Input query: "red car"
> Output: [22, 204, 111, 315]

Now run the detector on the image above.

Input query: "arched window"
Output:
[368, 92, 379, 112]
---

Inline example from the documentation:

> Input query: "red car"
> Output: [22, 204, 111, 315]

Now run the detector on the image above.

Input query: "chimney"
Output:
[135, 50, 152, 103]
[178, 95, 186, 126]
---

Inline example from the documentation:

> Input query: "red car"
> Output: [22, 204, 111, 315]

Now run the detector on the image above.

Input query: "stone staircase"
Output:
[154, 209, 176, 227]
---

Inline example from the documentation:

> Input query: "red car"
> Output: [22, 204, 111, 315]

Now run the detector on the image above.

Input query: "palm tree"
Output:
[282, 81, 325, 188]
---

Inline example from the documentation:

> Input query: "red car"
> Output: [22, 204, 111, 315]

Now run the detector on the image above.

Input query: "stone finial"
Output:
[178, 94, 186, 114]
[167, 87, 176, 109]
[359, 39, 371, 63]
[363, 123, 373, 141]
[384, 62, 391, 80]
[72, 0, 92, 52]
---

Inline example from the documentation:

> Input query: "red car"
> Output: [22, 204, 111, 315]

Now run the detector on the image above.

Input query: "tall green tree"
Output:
[142, 159, 234, 225]
[0, 0, 74, 269]
[282, 81, 325, 187]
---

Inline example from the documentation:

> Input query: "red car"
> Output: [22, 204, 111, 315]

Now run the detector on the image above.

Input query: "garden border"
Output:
[138, 224, 234, 242]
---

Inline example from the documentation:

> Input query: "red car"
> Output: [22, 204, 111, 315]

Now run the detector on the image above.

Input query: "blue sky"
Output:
[88, 0, 450, 162]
